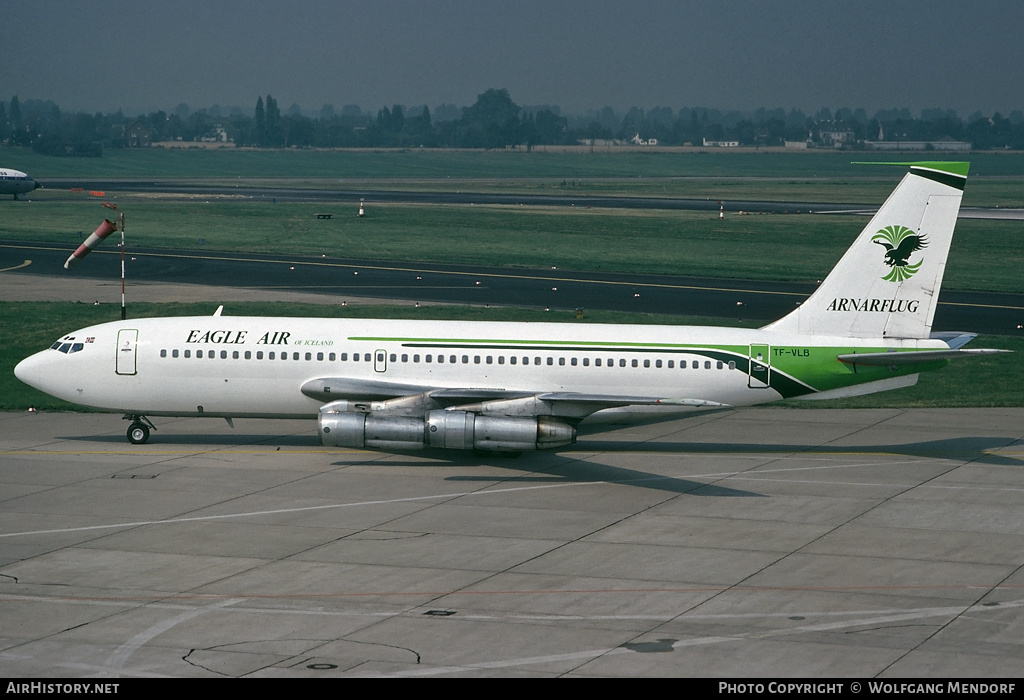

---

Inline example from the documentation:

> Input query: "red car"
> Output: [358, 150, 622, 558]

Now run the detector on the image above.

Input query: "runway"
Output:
[1, 408, 1022, 677]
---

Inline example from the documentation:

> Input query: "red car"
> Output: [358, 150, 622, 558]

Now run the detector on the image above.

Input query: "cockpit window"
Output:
[50, 337, 88, 354]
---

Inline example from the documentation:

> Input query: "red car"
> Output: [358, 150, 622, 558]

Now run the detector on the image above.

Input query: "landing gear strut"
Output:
[123, 415, 157, 444]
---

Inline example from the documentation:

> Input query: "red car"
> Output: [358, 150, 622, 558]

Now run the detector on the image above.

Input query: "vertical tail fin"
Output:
[764, 162, 968, 339]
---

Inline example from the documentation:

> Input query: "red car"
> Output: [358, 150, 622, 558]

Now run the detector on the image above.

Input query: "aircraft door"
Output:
[748, 344, 770, 389]
[116, 329, 138, 376]
[374, 349, 388, 373]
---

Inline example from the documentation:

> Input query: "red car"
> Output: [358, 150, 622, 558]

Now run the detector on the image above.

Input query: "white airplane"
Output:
[15, 162, 1007, 451]
[0, 167, 39, 199]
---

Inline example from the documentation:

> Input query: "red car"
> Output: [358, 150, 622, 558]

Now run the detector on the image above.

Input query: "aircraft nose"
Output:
[14, 350, 51, 392]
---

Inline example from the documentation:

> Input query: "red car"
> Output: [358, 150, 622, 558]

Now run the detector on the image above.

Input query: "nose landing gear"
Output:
[123, 415, 157, 444]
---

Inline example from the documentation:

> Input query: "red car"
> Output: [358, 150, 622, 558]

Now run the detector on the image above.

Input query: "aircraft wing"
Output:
[301, 377, 727, 418]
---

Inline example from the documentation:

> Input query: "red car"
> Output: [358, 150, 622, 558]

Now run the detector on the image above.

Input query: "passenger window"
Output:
[160, 349, 167, 358]
[692, 360, 699, 369]
[546, 357, 553, 366]
[173, 349, 179, 358]
[220, 350, 227, 359]
[197, 350, 204, 358]
[185, 350, 192, 358]
[233, 351, 240, 359]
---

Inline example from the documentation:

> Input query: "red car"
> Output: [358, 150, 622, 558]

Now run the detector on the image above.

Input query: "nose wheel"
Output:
[123, 415, 156, 444]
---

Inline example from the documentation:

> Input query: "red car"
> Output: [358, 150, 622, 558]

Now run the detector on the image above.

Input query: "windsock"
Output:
[64, 219, 118, 269]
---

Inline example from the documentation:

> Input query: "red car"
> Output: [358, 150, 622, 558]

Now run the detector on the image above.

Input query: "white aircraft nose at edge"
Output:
[0, 167, 40, 199]
[14, 161, 1008, 451]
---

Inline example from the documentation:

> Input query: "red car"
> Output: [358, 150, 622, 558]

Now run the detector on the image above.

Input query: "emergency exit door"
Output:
[748, 344, 770, 389]
[116, 329, 138, 375]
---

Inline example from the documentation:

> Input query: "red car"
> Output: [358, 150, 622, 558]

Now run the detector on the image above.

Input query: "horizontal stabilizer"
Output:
[838, 348, 1009, 367]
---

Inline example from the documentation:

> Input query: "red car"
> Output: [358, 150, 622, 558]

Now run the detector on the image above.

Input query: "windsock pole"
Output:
[118, 210, 126, 319]
[64, 219, 118, 269]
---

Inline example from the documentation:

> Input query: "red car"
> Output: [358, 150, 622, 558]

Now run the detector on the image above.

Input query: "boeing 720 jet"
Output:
[15, 162, 1006, 451]
[0, 167, 39, 199]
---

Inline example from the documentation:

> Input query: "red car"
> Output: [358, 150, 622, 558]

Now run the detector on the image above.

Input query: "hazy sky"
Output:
[3, 0, 1022, 117]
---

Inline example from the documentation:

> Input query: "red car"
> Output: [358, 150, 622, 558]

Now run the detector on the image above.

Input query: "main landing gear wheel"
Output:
[127, 422, 150, 445]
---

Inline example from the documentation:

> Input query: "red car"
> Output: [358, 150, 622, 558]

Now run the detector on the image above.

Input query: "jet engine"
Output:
[318, 403, 576, 452]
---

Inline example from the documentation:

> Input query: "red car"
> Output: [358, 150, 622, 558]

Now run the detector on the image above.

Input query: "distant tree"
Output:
[533, 109, 567, 144]
[254, 96, 266, 145]
[283, 113, 314, 146]
[8, 95, 24, 144]
[264, 95, 283, 146]
[460, 88, 522, 149]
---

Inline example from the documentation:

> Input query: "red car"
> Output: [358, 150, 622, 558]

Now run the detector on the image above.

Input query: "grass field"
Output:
[3, 195, 1023, 292]
[6, 144, 1024, 180]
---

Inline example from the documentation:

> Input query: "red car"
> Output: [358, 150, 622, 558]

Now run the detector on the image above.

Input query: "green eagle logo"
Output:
[871, 225, 927, 282]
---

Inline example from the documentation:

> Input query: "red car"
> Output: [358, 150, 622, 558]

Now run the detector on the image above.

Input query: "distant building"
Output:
[819, 130, 855, 147]
[702, 138, 739, 147]
[201, 126, 229, 143]
[124, 122, 153, 148]
[631, 133, 658, 146]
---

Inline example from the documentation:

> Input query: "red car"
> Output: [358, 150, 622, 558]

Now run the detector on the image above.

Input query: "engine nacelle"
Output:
[319, 409, 426, 451]
[425, 411, 576, 451]
[318, 404, 576, 452]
